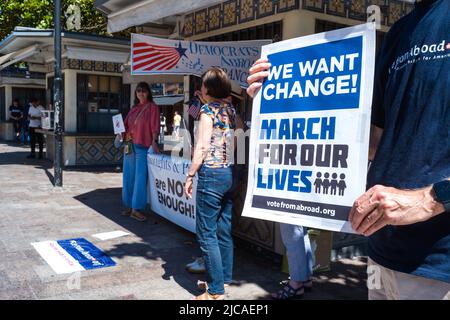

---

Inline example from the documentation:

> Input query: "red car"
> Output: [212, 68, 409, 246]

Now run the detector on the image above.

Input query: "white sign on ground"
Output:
[242, 23, 376, 233]
[32, 238, 116, 274]
[32, 241, 85, 274]
[92, 231, 130, 241]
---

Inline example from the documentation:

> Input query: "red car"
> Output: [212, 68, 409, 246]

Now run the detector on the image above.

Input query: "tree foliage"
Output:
[0, 0, 132, 41]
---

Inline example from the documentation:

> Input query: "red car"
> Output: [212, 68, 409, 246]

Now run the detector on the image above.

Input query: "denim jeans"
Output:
[196, 165, 234, 295]
[20, 124, 29, 144]
[280, 223, 313, 282]
[122, 144, 152, 210]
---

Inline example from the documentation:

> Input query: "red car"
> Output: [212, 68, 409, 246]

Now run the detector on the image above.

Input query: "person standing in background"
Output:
[173, 111, 182, 139]
[160, 113, 166, 144]
[121, 82, 160, 222]
[9, 99, 23, 141]
[27, 98, 44, 159]
[21, 100, 31, 145]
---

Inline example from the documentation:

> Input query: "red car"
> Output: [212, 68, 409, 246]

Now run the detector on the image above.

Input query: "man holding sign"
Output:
[245, 22, 374, 299]
[245, 23, 373, 233]
[247, 0, 449, 300]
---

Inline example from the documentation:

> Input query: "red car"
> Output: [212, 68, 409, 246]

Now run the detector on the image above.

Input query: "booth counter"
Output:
[38, 129, 122, 167]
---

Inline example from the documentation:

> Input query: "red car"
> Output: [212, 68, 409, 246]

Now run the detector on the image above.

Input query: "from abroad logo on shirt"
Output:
[389, 40, 449, 74]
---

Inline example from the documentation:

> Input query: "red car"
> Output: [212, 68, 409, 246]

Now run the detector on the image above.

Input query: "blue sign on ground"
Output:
[57, 238, 116, 270]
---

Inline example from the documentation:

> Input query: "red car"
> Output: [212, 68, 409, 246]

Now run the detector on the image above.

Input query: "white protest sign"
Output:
[112, 114, 125, 134]
[32, 241, 84, 274]
[147, 152, 196, 233]
[242, 23, 376, 233]
[92, 231, 130, 241]
[32, 238, 116, 274]
[131, 34, 271, 88]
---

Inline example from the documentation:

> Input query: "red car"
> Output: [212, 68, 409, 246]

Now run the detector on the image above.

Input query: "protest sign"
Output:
[112, 114, 125, 134]
[32, 238, 116, 274]
[242, 23, 376, 233]
[131, 34, 270, 88]
[147, 152, 196, 233]
[92, 231, 130, 241]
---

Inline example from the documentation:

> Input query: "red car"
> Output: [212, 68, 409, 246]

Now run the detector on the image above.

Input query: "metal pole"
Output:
[54, 0, 63, 187]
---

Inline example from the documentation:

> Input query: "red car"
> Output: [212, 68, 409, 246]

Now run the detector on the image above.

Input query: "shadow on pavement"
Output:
[0, 140, 367, 299]
[0, 142, 50, 164]
[0, 141, 119, 185]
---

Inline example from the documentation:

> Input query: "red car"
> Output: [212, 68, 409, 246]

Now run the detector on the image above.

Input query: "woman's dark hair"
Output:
[134, 82, 153, 105]
[202, 68, 231, 100]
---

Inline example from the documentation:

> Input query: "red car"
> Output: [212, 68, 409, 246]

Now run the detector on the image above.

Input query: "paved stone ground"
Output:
[0, 141, 368, 300]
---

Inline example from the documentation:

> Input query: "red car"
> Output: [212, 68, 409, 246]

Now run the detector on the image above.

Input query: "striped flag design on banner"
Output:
[132, 42, 186, 72]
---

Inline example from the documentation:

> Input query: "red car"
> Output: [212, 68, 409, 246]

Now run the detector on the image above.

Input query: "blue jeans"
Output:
[21, 123, 29, 143]
[196, 165, 234, 295]
[280, 223, 313, 282]
[122, 144, 152, 210]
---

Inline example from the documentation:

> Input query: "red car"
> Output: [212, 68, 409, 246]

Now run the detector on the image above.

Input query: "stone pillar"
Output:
[4, 85, 12, 120]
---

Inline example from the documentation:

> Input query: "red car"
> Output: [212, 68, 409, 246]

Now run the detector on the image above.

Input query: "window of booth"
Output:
[151, 83, 164, 96]
[77, 74, 130, 133]
[87, 75, 121, 114]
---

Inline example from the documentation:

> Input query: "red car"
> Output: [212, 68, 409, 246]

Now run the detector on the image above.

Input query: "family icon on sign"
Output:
[314, 172, 347, 196]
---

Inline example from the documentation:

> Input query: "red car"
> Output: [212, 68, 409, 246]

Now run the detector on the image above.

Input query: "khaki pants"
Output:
[368, 258, 450, 300]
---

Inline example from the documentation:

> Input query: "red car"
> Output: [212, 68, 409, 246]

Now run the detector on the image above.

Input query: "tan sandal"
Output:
[197, 280, 230, 291]
[130, 210, 147, 222]
[191, 291, 225, 300]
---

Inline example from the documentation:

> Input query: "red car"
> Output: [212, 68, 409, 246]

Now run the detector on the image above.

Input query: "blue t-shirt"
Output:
[367, 0, 450, 283]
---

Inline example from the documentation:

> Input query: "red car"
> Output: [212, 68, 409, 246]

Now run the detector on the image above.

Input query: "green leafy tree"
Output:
[0, 0, 132, 41]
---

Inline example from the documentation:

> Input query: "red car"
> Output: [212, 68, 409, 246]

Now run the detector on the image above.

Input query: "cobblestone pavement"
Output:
[0, 141, 368, 300]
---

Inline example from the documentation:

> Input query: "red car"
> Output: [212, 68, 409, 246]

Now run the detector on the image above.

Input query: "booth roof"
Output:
[95, 0, 223, 33]
[0, 28, 130, 54]
[0, 28, 130, 70]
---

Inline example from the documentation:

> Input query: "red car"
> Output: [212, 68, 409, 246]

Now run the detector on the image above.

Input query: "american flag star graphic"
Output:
[133, 41, 187, 72]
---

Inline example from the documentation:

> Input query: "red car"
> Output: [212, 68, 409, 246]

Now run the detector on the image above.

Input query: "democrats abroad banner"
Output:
[147, 152, 196, 233]
[32, 238, 116, 274]
[242, 23, 376, 233]
[131, 34, 271, 88]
